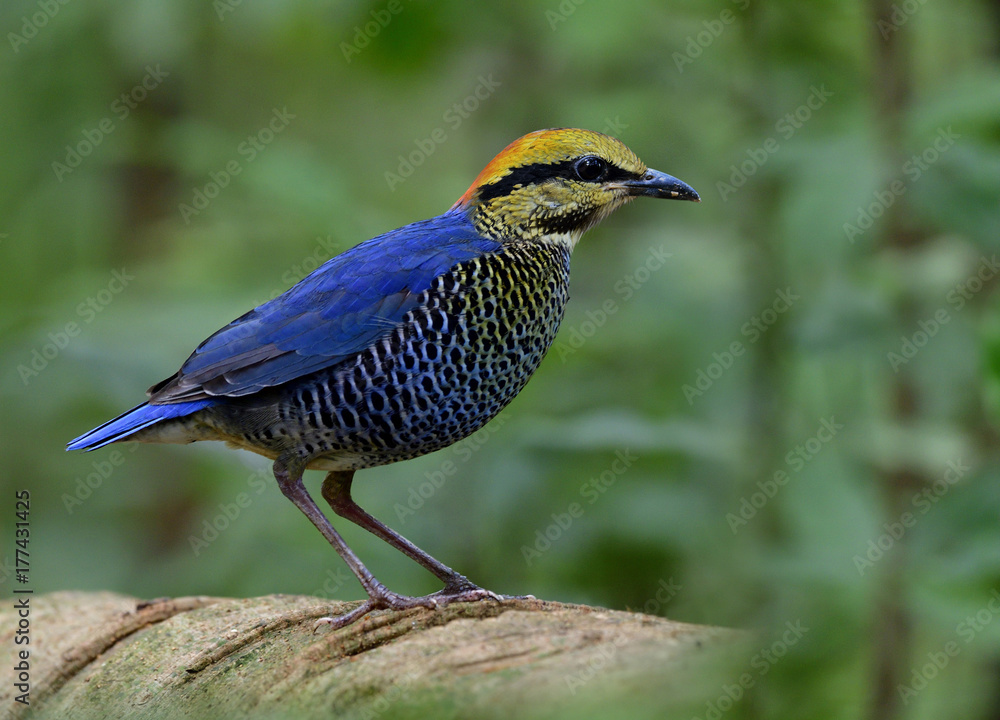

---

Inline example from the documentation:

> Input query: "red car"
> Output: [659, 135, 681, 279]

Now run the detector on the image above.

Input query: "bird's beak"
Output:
[618, 168, 701, 202]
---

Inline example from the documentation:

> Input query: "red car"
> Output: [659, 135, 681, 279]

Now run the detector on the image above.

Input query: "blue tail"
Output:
[66, 400, 213, 451]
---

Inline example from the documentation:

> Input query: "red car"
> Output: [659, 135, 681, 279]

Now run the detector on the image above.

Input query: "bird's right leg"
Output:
[273, 457, 438, 629]
[321, 470, 482, 592]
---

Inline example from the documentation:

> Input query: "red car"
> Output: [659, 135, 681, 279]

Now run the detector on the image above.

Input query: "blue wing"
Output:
[149, 209, 500, 403]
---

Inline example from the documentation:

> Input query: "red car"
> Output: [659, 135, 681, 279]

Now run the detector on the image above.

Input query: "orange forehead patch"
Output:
[454, 128, 646, 207]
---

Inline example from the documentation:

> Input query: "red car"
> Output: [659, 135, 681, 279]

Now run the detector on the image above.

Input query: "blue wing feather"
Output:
[66, 400, 213, 451]
[149, 209, 500, 402]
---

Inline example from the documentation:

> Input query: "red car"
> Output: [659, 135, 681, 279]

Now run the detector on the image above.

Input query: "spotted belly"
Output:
[205, 241, 572, 470]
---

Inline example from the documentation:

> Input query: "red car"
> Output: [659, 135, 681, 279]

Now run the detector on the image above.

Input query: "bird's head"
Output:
[452, 128, 699, 244]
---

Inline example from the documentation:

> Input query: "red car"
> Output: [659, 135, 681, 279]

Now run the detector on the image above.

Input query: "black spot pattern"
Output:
[221, 240, 573, 470]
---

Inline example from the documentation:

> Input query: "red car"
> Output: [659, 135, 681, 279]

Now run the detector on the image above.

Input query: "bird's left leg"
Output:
[321, 470, 498, 600]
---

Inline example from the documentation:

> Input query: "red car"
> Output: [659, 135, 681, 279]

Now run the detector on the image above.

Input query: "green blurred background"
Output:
[3, 0, 1000, 717]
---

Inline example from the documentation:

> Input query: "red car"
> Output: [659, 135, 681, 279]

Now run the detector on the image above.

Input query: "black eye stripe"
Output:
[476, 159, 636, 203]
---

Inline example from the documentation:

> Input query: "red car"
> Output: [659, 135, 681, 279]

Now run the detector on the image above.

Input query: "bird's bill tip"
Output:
[619, 169, 700, 202]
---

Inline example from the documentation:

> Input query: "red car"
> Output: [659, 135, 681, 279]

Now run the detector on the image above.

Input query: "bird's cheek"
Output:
[537, 182, 576, 206]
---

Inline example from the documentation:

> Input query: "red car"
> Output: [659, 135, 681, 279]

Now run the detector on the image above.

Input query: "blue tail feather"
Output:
[66, 400, 213, 451]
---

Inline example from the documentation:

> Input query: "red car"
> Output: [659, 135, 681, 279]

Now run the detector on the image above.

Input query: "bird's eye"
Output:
[575, 156, 608, 182]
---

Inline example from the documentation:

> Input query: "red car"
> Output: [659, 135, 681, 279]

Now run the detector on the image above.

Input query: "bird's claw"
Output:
[437, 586, 502, 603]
[313, 584, 510, 632]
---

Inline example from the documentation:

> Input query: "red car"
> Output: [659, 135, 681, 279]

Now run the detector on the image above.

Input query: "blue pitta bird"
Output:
[68, 128, 699, 628]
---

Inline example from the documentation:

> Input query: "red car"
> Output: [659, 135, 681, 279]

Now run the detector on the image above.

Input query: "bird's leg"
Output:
[273, 458, 387, 597]
[273, 458, 439, 629]
[321, 470, 492, 597]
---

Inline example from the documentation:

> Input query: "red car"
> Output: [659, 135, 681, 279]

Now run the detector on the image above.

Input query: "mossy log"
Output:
[1, 592, 748, 719]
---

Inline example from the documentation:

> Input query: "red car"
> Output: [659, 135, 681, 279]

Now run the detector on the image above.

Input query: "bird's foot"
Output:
[312, 588, 438, 632]
[313, 583, 519, 632]
[432, 583, 502, 604]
